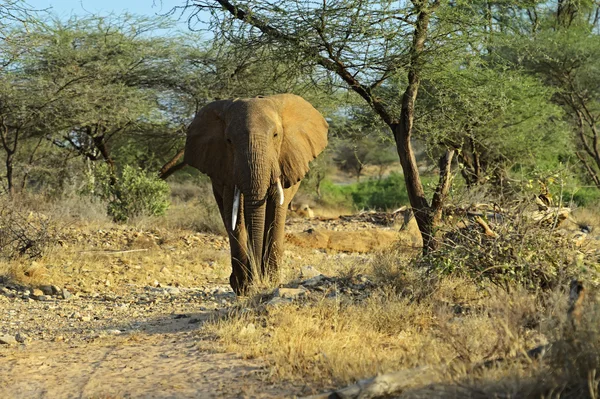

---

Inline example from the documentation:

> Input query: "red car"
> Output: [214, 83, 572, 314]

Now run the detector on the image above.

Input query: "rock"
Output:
[300, 265, 322, 279]
[61, 289, 73, 300]
[39, 285, 54, 295]
[15, 333, 28, 343]
[266, 296, 293, 307]
[0, 335, 17, 345]
[164, 286, 180, 295]
[36, 295, 52, 301]
[31, 288, 44, 298]
[80, 315, 92, 322]
[160, 266, 171, 275]
[302, 275, 326, 287]
[51, 285, 61, 295]
[274, 286, 309, 299]
[106, 329, 121, 335]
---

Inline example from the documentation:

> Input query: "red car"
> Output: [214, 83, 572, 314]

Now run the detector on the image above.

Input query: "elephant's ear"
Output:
[277, 94, 329, 187]
[184, 100, 232, 184]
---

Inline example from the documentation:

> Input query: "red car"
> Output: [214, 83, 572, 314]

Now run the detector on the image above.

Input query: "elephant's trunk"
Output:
[244, 195, 266, 274]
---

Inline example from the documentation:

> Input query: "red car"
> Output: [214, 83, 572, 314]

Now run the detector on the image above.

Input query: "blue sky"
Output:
[26, 0, 186, 19]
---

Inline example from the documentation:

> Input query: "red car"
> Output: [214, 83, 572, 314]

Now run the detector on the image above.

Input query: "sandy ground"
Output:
[1, 315, 288, 398]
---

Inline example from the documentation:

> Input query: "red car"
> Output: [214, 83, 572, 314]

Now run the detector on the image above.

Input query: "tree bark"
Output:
[159, 148, 186, 180]
[429, 150, 454, 250]
[0, 120, 17, 197]
[393, 1, 440, 254]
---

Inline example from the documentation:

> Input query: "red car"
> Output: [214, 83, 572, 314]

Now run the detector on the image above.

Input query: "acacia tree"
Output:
[471, 1, 600, 190]
[415, 64, 569, 189]
[178, 0, 477, 251]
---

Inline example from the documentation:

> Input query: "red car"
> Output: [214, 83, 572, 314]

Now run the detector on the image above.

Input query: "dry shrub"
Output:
[423, 212, 586, 290]
[0, 198, 58, 260]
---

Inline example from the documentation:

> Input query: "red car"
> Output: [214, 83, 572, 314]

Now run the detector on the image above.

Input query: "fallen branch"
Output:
[300, 366, 442, 399]
[78, 249, 149, 255]
[474, 216, 499, 238]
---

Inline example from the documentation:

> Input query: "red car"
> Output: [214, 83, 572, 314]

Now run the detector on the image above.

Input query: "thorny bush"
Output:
[0, 199, 57, 260]
[422, 206, 590, 291]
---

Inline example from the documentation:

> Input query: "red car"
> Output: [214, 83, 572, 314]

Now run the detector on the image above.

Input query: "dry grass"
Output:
[203, 250, 556, 393]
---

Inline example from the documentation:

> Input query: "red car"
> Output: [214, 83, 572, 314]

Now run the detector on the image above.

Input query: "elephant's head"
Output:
[184, 94, 328, 267]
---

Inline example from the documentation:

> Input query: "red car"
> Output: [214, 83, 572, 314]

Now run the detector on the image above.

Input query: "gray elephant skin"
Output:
[184, 94, 329, 294]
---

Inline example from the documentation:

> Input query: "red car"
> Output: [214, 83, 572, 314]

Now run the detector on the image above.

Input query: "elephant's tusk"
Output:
[232, 186, 241, 231]
[276, 178, 284, 206]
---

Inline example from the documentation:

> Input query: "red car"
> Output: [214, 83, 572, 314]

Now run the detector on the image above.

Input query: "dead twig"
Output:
[78, 249, 149, 255]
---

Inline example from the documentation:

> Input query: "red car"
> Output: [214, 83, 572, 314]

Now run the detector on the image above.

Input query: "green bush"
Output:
[318, 172, 423, 210]
[350, 172, 409, 210]
[562, 186, 600, 207]
[82, 164, 170, 222]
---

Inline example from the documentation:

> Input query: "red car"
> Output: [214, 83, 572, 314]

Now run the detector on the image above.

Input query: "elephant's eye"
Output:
[273, 132, 278, 138]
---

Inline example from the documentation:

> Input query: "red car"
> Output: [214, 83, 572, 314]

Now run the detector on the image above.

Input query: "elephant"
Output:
[184, 94, 329, 295]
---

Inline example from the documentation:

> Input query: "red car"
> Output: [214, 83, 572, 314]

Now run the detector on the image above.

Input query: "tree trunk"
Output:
[392, 1, 439, 254]
[5, 151, 14, 196]
[429, 150, 454, 251]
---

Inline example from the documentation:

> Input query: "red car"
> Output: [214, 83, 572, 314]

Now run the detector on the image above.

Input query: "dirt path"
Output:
[0, 296, 292, 399]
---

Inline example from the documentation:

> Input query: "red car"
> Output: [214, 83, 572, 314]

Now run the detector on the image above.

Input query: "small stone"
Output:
[160, 266, 171, 275]
[164, 286, 180, 295]
[61, 289, 73, 300]
[39, 285, 53, 295]
[80, 315, 92, 322]
[69, 312, 81, 319]
[104, 279, 111, 287]
[274, 286, 309, 300]
[15, 333, 28, 343]
[106, 329, 121, 335]
[31, 288, 44, 298]
[37, 295, 52, 301]
[51, 285, 61, 295]
[0, 335, 17, 345]
[22, 290, 30, 296]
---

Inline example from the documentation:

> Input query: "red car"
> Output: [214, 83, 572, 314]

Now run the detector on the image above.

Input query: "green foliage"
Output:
[319, 172, 418, 211]
[82, 164, 170, 222]
[349, 173, 409, 210]
[563, 186, 600, 207]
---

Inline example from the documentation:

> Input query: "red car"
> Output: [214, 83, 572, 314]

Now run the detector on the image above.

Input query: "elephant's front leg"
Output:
[212, 183, 251, 294]
[263, 182, 301, 279]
